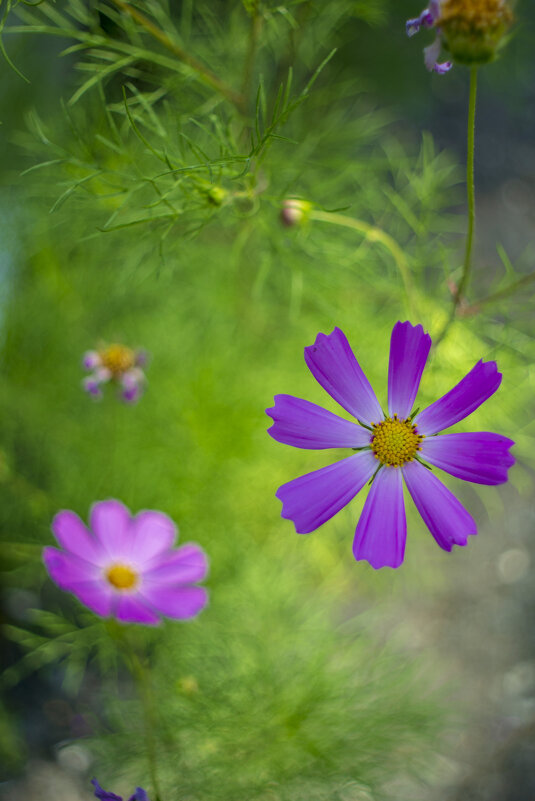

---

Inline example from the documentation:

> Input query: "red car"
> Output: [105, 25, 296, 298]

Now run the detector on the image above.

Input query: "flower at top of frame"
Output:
[43, 501, 209, 624]
[92, 778, 149, 801]
[266, 321, 515, 569]
[406, 0, 513, 71]
[82, 343, 148, 404]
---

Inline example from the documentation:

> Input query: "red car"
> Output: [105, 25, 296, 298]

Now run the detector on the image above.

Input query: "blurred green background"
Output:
[0, 2, 534, 800]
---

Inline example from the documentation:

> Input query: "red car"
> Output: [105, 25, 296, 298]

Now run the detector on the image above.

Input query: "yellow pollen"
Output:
[106, 564, 138, 590]
[99, 344, 136, 376]
[439, 0, 513, 33]
[371, 415, 423, 468]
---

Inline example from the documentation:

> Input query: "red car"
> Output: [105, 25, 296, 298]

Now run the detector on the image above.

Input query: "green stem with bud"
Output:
[434, 66, 478, 347]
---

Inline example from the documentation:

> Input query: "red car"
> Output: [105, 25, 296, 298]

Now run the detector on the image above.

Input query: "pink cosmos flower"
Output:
[43, 501, 208, 624]
[83, 344, 148, 403]
[266, 322, 515, 569]
[92, 779, 149, 801]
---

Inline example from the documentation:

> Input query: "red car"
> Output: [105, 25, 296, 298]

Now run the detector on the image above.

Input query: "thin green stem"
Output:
[309, 210, 416, 318]
[108, 0, 245, 112]
[463, 269, 535, 314]
[241, 1, 262, 104]
[434, 67, 478, 348]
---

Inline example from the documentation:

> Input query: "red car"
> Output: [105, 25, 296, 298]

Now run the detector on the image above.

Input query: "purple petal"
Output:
[92, 779, 123, 801]
[420, 432, 515, 485]
[406, 8, 434, 36]
[43, 548, 113, 617]
[402, 460, 476, 551]
[388, 321, 431, 419]
[276, 451, 377, 534]
[139, 585, 208, 620]
[144, 543, 208, 584]
[83, 377, 103, 398]
[424, 38, 452, 73]
[433, 59, 452, 74]
[266, 394, 372, 450]
[121, 385, 141, 404]
[414, 360, 502, 435]
[129, 510, 177, 563]
[51, 510, 105, 565]
[116, 594, 160, 625]
[353, 467, 406, 569]
[83, 351, 102, 370]
[128, 790, 149, 801]
[304, 328, 383, 426]
[90, 500, 132, 561]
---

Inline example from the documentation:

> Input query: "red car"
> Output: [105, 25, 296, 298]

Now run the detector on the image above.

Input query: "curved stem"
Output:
[309, 210, 416, 317]
[434, 67, 478, 348]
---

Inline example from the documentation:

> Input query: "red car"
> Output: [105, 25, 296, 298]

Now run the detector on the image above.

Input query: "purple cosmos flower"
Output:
[43, 501, 208, 624]
[406, 0, 452, 74]
[92, 778, 149, 801]
[266, 322, 514, 569]
[82, 344, 148, 403]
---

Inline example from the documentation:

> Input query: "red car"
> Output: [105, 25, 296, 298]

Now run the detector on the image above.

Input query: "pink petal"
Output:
[420, 432, 515, 485]
[116, 595, 160, 625]
[144, 543, 208, 584]
[43, 548, 113, 617]
[387, 321, 431, 419]
[353, 467, 406, 569]
[139, 585, 208, 620]
[414, 360, 502, 435]
[402, 460, 477, 551]
[304, 328, 383, 426]
[129, 510, 177, 563]
[276, 451, 377, 534]
[90, 500, 132, 560]
[51, 510, 105, 566]
[266, 394, 371, 450]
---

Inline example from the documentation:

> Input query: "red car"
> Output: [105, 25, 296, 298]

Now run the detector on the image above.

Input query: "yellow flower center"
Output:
[439, 0, 513, 34]
[99, 344, 136, 376]
[371, 415, 423, 468]
[106, 564, 138, 590]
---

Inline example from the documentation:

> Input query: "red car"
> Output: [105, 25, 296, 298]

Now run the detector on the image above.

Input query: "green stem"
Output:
[241, 1, 262, 104]
[309, 210, 416, 318]
[463, 269, 535, 313]
[434, 67, 478, 347]
[129, 648, 164, 801]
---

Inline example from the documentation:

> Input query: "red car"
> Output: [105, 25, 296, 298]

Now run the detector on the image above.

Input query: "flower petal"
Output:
[92, 778, 123, 801]
[90, 500, 132, 560]
[51, 510, 105, 565]
[304, 328, 383, 425]
[139, 585, 208, 620]
[266, 394, 372, 450]
[420, 432, 515, 485]
[128, 790, 149, 801]
[388, 321, 431, 419]
[144, 543, 208, 584]
[276, 451, 377, 534]
[353, 467, 406, 568]
[414, 360, 502, 435]
[43, 548, 113, 617]
[424, 38, 452, 73]
[129, 510, 177, 564]
[402, 460, 476, 551]
[116, 595, 160, 625]
[406, 8, 434, 36]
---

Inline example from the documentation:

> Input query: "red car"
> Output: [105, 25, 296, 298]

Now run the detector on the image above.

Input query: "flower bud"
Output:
[438, 0, 513, 65]
[280, 198, 312, 227]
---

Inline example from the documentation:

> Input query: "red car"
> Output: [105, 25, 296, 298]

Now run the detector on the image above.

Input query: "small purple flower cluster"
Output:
[83, 344, 148, 404]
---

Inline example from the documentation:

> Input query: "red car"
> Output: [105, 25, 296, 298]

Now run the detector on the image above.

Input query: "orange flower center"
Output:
[106, 564, 138, 590]
[99, 344, 136, 376]
[439, 0, 513, 33]
[371, 415, 423, 468]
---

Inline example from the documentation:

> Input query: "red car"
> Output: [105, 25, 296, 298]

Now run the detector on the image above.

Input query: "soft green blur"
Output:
[0, 1, 533, 799]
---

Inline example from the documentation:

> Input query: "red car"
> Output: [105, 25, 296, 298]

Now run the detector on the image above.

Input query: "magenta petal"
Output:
[304, 328, 383, 426]
[414, 360, 502, 435]
[144, 543, 208, 584]
[267, 394, 372, 450]
[388, 321, 431, 419]
[420, 432, 515, 485]
[90, 500, 132, 560]
[116, 595, 160, 625]
[139, 585, 208, 620]
[353, 467, 406, 568]
[51, 510, 104, 565]
[43, 548, 113, 616]
[402, 460, 477, 551]
[276, 451, 377, 534]
[129, 511, 177, 563]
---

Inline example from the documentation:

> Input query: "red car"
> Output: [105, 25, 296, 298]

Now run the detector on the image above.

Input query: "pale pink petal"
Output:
[51, 510, 105, 565]
[116, 595, 160, 625]
[129, 510, 177, 563]
[144, 544, 208, 584]
[90, 500, 132, 560]
[139, 585, 208, 620]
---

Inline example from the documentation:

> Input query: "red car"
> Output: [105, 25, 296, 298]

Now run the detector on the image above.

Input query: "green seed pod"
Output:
[438, 0, 514, 65]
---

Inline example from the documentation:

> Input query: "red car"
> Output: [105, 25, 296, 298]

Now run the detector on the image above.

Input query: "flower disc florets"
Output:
[438, 0, 513, 64]
[99, 343, 136, 376]
[371, 415, 423, 467]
